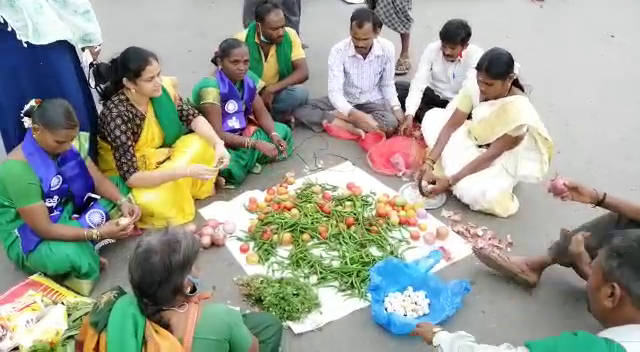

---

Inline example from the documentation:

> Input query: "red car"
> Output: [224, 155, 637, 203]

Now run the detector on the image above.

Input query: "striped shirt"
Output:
[327, 37, 401, 116]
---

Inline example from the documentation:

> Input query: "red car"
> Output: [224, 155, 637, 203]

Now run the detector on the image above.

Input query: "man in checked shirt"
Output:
[294, 7, 404, 137]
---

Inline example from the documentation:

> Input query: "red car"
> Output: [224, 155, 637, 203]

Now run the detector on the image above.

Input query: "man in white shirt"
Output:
[397, 19, 483, 134]
[412, 228, 640, 351]
[293, 7, 404, 137]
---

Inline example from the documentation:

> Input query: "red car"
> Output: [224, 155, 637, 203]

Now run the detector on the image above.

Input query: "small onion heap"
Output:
[383, 286, 430, 318]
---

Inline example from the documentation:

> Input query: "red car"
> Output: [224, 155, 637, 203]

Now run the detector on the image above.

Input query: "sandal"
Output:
[395, 56, 411, 76]
[473, 247, 539, 288]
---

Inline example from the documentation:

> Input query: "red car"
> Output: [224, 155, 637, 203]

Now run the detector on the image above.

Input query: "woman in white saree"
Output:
[417, 47, 553, 217]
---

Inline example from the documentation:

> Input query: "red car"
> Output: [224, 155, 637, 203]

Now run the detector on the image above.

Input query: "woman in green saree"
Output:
[78, 227, 283, 352]
[191, 38, 294, 187]
[0, 99, 140, 296]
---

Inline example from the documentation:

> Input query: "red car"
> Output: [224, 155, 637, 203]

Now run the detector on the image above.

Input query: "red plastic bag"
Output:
[366, 136, 426, 176]
[358, 131, 385, 151]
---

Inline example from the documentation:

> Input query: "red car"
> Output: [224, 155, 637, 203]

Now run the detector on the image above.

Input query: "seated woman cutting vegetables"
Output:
[0, 99, 140, 296]
[94, 46, 231, 228]
[417, 47, 553, 217]
[191, 38, 294, 187]
[78, 227, 283, 352]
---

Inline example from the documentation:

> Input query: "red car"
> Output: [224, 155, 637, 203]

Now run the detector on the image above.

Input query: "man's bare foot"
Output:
[350, 112, 379, 132]
[324, 119, 365, 139]
[473, 248, 541, 288]
[100, 257, 109, 271]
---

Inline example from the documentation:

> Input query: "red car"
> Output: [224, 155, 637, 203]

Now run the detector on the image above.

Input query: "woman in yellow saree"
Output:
[417, 48, 553, 217]
[94, 47, 230, 228]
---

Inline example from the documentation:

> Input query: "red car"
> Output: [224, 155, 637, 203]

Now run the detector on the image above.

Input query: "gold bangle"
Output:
[91, 229, 101, 242]
[84, 229, 89, 241]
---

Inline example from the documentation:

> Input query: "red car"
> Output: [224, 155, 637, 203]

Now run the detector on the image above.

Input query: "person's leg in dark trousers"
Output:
[474, 212, 636, 287]
[395, 81, 449, 122]
[293, 96, 368, 137]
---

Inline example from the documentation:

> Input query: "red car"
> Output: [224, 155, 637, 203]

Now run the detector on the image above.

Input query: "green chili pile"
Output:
[240, 182, 411, 300]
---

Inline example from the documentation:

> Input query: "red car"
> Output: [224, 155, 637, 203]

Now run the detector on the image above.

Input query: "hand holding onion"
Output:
[548, 176, 599, 205]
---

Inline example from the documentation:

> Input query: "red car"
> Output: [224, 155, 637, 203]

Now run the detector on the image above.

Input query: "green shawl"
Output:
[525, 331, 627, 352]
[245, 21, 293, 81]
[150, 87, 187, 147]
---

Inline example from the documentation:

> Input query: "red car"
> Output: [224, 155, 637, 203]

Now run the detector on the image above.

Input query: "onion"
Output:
[416, 208, 428, 219]
[116, 217, 131, 227]
[436, 226, 450, 241]
[548, 176, 568, 197]
[222, 221, 236, 235]
[184, 223, 197, 234]
[211, 231, 226, 246]
[200, 235, 212, 248]
[423, 232, 436, 245]
[206, 219, 220, 229]
[200, 226, 215, 236]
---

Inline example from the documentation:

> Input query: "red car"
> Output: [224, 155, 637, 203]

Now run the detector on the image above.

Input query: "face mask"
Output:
[258, 24, 271, 44]
[186, 275, 200, 296]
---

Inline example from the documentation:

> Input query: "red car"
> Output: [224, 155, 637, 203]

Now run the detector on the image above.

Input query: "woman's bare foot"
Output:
[216, 176, 226, 188]
[99, 257, 109, 271]
[473, 248, 542, 288]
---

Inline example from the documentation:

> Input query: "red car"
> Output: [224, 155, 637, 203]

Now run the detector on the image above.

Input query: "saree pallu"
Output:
[98, 79, 217, 228]
[421, 85, 553, 217]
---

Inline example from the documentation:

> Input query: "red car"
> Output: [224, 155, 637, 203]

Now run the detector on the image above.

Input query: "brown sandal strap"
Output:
[473, 248, 538, 288]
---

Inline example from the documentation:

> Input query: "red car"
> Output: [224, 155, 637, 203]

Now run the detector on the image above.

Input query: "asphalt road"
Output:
[1, 0, 639, 350]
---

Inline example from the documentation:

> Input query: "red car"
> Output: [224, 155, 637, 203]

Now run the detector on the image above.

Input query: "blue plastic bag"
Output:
[368, 250, 472, 335]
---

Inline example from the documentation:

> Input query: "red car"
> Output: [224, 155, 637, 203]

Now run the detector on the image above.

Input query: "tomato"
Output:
[351, 186, 362, 196]
[321, 204, 331, 215]
[318, 225, 328, 234]
[346, 182, 356, 190]
[277, 187, 288, 195]
[389, 198, 396, 207]
[406, 209, 417, 218]
[246, 252, 260, 265]
[409, 230, 421, 241]
[322, 191, 332, 202]
[345, 217, 356, 227]
[378, 194, 389, 203]
[370, 226, 379, 234]
[248, 197, 258, 204]
[248, 224, 256, 233]
[258, 214, 265, 220]
[272, 203, 281, 211]
[408, 217, 418, 227]
[319, 231, 329, 240]
[266, 188, 276, 196]
[398, 210, 407, 218]
[281, 232, 293, 246]
[376, 205, 387, 218]
[399, 216, 408, 225]
[290, 208, 300, 218]
[283, 201, 294, 211]
[395, 196, 407, 207]
[261, 230, 272, 241]
[239, 243, 250, 254]
[247, 203, 258, 213]
[264, 195, 274, 203]
[418, 222, 428, 232]
[389, 215, 400, 226]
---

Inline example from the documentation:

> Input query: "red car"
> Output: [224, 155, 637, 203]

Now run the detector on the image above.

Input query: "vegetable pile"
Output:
[237, 174, 442, 300]
[235, 275, 320, 322]
[184, 219, 236, 249]
[384, 286, 430, 318]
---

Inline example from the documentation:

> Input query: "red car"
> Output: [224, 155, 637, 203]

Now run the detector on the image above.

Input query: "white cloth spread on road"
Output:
[405, 41, 483, 116]
[327, 36, 401, 116]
